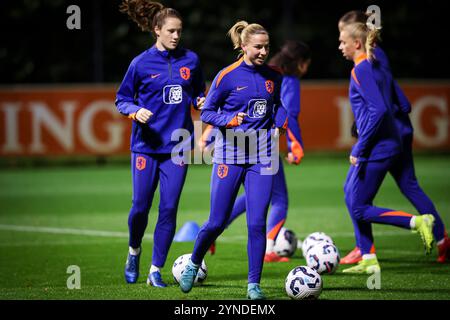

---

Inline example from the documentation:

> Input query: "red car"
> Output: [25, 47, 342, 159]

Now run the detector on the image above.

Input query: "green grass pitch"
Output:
[0, 155, 449, 300]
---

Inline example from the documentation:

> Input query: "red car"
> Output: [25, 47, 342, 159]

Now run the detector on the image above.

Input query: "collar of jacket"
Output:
[149, 45, 181, 59]
[239, 58, 266, 72]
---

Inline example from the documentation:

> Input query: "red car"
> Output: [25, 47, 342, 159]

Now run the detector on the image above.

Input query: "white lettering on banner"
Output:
[30, 102, 76, 153]
[411, 96, 448, 147]
[66, 5, 81, 30]
[1, 102, 23, 153]
[78, 101, 125, 153]
[335, 97, 354, 147]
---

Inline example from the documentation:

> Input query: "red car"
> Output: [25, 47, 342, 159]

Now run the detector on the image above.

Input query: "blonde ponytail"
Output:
[227, 21, 249, 50]
[365, 28, 381, 61]
[227, 20, 269, 58]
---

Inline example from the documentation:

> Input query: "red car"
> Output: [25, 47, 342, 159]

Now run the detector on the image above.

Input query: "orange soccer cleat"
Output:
[340, 247, 362, 264]
[437, 233, 450, 263]
[264, 252, 290, 263]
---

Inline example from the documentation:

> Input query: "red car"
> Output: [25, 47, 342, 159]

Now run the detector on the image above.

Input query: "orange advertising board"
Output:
[0, 82, 449, 157]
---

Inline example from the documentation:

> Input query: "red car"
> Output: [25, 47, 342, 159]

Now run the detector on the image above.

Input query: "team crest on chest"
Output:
[179, 67, 191, 80]
[136, 156, 146, 171]
[217, 164, 229, 179]
[265, 80, 274, 94]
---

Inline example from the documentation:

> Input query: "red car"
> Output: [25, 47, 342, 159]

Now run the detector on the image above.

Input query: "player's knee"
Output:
[159, 203, 178, 216]
[205, 222, 226, 236]
[247, 223, 266, 236]
[351, 205, 366, 221]
[156, 216, 176, 232]
[130, 200, 151, 217]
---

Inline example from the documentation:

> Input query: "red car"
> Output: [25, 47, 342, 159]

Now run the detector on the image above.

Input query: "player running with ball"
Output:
[116, 0, 205, 287]
[179, 21, 287, 300]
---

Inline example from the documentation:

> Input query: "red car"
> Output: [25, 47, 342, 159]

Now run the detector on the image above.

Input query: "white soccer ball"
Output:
[274, 227, 298, 257]
[306, 242, 340, 274]
[172, 253, 207, 285]
[285, 266, 323, 300]
[301, 232, 334, 257]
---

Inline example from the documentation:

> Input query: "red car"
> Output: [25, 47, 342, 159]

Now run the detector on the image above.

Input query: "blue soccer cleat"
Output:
[247, 283, 266, 300]
[124, 251, 141, 284]
[179, 259, 199, 293]
[147, 271, 167, 288]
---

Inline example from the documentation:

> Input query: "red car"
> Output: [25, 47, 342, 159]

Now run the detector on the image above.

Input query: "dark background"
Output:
[1, 0, 448, 84]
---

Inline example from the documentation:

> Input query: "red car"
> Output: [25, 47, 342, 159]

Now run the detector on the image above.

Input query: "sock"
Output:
[265, 239, 275, 253]
[149, 265, 160, 274]
[362, 253, 376, 260]
[189, 259, 200, 268]
[410, 216, 417, 229]
[129, 246, 141, 256]
[248, 283, 259, 290]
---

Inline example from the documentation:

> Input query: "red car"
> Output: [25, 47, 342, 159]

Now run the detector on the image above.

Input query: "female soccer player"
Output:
[202, 40, 311, 263]
[338, 22, 435, 273]
[179, 21, 287, 299]
[338, 10, 449, 265]
[115, 0, 205, 287]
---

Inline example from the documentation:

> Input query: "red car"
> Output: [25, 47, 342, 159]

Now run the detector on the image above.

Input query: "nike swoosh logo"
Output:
[236, 86, 248, 91]
[151, 74, 161, 79]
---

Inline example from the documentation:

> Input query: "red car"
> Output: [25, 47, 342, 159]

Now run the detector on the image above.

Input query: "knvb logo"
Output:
[179, 67, 191, 80]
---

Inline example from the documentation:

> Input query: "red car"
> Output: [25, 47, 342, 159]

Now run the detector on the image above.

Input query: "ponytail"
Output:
[120, 0, 182, 37]
[227, 21, 249, 51]
[227, 20, 268, 58]
[365, 28, 381, 61]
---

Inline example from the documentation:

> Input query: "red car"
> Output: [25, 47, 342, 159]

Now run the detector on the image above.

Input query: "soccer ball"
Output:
[273, 227, 298, 257]
[301, 232, 334, 257]
[306, 242, 340, 274]
[172, 253, 207, 284]
[285, 266, 322, 300]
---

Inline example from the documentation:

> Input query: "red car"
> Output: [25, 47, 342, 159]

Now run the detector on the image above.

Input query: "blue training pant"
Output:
[226, 158, 288, 240]
[345, 136, 446, 252]
[128, 152, 188, 268]
[345, 155, 416, 255]
[192, 162, 274, 284]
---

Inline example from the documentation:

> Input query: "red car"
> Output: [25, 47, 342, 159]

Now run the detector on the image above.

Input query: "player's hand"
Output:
[196, 97, 206, 110]
[236, 112, 246, 125]
[286, 152, 302, 165]
[136, 108, 153, 123]
[349, 155, 358, 166]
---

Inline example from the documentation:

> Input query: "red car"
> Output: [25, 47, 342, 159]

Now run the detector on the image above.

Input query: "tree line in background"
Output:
[1, 0, 448, 84]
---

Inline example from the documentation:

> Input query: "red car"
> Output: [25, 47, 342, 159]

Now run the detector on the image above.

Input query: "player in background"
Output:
[338, 10, 449, 265]
[116, 0, 206, 287]
[338, 22, 435, 274]
[179, 21, 288, 299]
[200, 40, 311, 263]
